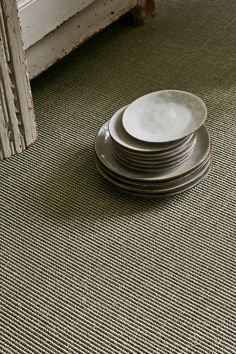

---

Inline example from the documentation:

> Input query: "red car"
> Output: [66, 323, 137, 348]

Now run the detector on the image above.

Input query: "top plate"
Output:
[122, 90, 207, 143]
[108, 105, 192, 154]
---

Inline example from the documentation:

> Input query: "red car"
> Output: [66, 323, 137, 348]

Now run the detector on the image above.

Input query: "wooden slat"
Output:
[0, 0, 37, 159]
[0, 83, 12, 158]
[0, 41, 23, 154]
[0, 3, 10, 62]
[5, 0, 37, 145]
[18, 0, 96, 50]
[26, 0, 138, 79]
[132, 0, 155, 25]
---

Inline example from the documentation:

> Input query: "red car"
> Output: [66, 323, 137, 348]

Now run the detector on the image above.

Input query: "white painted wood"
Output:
[0, 0, 37, 159]
[18, 0, 96, 50]
[0, 0, 151, 159]
[26, 0, 138, 79]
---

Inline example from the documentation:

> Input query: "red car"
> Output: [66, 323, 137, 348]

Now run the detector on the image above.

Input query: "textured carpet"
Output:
[1, 0, 236, 353]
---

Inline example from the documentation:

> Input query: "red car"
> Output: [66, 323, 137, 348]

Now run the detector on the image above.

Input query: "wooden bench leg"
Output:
[0, 0, 37, 160]
[132, 0, 155, 26]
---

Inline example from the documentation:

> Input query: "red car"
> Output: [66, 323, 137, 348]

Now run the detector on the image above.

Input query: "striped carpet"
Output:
[1, 0, 236, 353]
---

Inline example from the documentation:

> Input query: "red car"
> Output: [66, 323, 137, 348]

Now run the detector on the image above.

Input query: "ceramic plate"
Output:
[112, 134, 196, 160]
[96, 154, 211, 189]
[96, 157, 212, 195]
[115, 137, 196, 165]
[124, 165, 211, 198]
[96, 155, 211, 190]
[108, 105, 192, 153]
[113, 147, 193, 171]
[95, 121, 211, 182]
[122, 90, 207, 143]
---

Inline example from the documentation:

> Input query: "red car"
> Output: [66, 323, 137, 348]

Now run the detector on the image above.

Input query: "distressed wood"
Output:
[25, 0, 138, 79]
[0, 0, 37, 159]
[18, 0, 96, 50]
[132, 0, 155, 26]
[0, 0, 154, 160]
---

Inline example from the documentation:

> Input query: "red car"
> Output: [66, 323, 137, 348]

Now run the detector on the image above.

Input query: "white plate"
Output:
[95, 121, 211, 182]
[108, 105, 192, 153]
[122, 90, 207, 143]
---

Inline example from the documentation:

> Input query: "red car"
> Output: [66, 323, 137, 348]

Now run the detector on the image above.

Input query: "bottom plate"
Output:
[124, 166, 211, 198]
[96, 155, 212, 197]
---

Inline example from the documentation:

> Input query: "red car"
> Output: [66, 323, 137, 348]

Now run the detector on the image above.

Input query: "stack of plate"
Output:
[95, 90, 212, 198]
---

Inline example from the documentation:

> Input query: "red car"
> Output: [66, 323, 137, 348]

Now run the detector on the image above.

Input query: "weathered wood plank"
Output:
[0, 83, 12, 158]
[0, 31, 23, 154]
[132, 0, 156, 26]
[5, 0, 37, 144]
[18, 0, 96, 50]
[0, 0, 37, 159]
[26, 0, 138, 79]
[0, 3, 10, 61]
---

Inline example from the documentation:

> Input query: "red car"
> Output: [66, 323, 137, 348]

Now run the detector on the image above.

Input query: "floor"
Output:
[1, 0, 236, 353]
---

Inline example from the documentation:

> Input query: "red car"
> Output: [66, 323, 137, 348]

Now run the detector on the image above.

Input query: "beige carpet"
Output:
[1, 0, 236, 353]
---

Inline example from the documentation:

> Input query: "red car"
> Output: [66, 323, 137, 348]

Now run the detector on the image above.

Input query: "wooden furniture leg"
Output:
[0, 0, 37, 160]
[132, 0, 155, 26]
